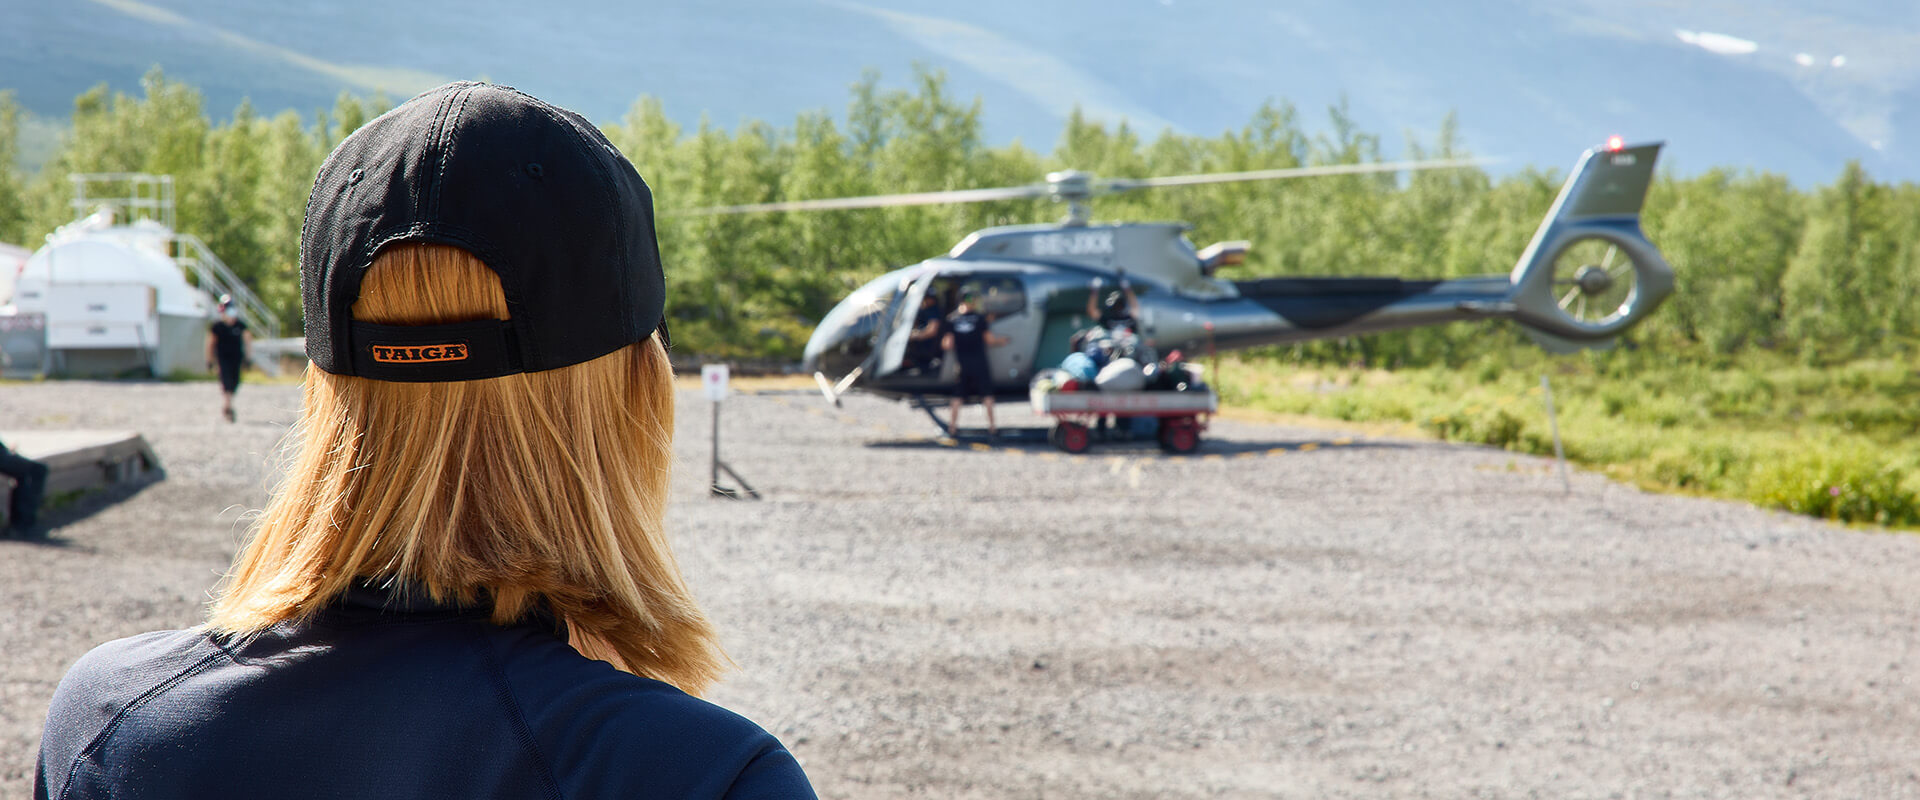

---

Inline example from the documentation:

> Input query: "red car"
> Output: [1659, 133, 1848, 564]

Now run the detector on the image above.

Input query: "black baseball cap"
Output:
[301, 81, 668, 382]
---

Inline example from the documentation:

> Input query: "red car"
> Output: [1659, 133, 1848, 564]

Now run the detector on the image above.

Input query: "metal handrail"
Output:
[169, 233, 282, 340]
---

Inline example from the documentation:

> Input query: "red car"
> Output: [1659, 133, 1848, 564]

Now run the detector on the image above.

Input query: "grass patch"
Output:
[1213, 350, 1920, 528]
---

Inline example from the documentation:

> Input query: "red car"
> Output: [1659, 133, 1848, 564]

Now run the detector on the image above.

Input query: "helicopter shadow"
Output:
[861, 431, 1411, 460]
[1023, 436, 1413, 460]
[1177, 437, 1408, 458]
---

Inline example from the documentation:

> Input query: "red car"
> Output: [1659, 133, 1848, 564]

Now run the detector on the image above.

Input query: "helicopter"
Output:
[682, 139, 1674, 421]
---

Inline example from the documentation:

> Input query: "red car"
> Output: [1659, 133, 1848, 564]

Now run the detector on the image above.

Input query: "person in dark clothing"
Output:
[37, 82, 816, 800]
[942, 292, 1009, 439]
[905, 293, 945, 373]
[0, 439, 48, 538]
[205, 297, 250, 423]
[1083, 272, 1143, 440]
[1085, 271, 1141, 331]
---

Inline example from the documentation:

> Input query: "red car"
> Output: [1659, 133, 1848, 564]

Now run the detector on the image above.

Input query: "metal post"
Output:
[1541, 374, 1571, 494]
[705, 367, 759, 500]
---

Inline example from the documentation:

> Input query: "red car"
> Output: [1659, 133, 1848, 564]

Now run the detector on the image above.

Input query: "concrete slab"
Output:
[1, 429, 163, 504]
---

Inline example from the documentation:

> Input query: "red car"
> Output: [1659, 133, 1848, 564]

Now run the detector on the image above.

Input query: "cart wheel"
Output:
[1057, 423, 1091, 454]
[1158, 418, 1200, 454]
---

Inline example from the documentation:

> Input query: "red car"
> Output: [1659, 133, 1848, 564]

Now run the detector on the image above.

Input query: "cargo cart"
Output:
[1030, 387, 1218, 454]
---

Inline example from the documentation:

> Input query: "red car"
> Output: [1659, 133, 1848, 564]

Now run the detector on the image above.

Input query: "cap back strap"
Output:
[347, 320, 522, 382]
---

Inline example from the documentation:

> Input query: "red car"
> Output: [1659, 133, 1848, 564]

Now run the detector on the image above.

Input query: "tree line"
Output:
[1, 67, 1914, 365]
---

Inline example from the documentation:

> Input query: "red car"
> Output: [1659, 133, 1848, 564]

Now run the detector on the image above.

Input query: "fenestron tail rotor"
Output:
[1549, 236, 1638, 328]
[668, 156, 1497, 223]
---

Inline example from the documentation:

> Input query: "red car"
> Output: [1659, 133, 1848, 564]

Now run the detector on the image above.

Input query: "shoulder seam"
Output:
[722, 741, 793, 797]
[58, 642, 230, 800]
[473, 626, 567, 800]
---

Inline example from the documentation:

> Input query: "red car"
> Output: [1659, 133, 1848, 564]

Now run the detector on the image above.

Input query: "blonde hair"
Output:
[208, 243, 726, 694]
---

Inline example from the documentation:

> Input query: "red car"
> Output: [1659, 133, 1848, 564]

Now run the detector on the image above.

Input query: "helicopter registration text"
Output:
[1031, 231, 1115, 257]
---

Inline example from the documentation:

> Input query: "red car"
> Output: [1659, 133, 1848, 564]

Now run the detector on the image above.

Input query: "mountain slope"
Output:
[3, 0, 1912, 183]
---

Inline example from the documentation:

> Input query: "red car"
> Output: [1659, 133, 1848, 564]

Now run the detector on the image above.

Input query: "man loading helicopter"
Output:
[943, 290, 1009, 439]
[1085, 270, 1141, 331]
[1082, 271, 1143, 439]
[905, 291, 946, 374]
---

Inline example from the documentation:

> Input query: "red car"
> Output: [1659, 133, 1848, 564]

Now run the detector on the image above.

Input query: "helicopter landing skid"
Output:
[908, 395, 1048, 443]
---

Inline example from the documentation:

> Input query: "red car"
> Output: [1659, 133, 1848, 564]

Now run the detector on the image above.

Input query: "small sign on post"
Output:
[702, 363, 729, 402]
[703, 363, 758, 500]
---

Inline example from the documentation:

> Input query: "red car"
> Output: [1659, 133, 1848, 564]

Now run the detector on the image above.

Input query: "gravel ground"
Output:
[3, 379, 1918, 799]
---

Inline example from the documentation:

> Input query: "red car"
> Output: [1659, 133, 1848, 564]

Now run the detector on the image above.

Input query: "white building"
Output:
[0, 174, 275, 378]
[4, 214, 216, 377]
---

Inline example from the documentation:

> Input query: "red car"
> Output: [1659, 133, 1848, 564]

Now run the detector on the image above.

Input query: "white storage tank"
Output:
[9, 218, 215, 377]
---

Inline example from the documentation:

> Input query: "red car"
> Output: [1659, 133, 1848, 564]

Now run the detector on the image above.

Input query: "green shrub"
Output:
[1229, 354, 1920, 530]
[1746, 450, 1920, 527]
[1598, 386, 1631, 417]
[1813, 398, 1917, 435]
[1424, 406, 1527, 450]
[1636, 395, 1699, 429]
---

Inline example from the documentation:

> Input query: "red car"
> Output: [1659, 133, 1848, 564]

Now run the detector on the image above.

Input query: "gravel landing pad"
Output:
[3, 381, 1917, 798]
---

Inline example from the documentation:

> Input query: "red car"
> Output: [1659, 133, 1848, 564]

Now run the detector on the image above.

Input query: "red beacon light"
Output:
[1606, 135, 1625, 151]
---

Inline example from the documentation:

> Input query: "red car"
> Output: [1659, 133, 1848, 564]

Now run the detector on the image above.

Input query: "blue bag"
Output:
[1060, 352, 1099, 383]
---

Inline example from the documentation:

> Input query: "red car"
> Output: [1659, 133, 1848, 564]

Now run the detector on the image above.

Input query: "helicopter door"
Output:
[970, 275, 1039, 388]
[869, 271, 937, 380]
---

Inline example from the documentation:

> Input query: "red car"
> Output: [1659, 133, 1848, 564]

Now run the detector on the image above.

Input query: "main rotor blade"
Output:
[669, 184, 1049, 216]
[665, 155, 1496, 216]
[1104, 157, 1496, 192]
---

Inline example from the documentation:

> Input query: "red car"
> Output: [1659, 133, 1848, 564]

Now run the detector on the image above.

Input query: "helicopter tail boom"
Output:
[1171, 142, 1674, 356]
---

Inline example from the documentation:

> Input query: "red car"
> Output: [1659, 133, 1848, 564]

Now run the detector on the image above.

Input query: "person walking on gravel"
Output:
[206, 297, 250, 423]
[36, 82, 815, 800]
[0, 438, 48, 538]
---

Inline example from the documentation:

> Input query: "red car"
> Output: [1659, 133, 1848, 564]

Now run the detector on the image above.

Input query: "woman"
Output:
[36, 83, 815, 799]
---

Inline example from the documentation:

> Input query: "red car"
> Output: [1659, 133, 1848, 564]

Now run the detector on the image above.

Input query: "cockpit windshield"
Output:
[815, 269, 908, 343]
[804, 267, 921, 374]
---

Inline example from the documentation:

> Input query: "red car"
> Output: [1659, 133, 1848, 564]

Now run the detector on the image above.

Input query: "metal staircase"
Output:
[168, 232, 281, 340]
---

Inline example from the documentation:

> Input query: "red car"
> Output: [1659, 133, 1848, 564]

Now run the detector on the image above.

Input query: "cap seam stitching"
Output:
[428, 86, 476, 221]
[417, 87, 459, 222]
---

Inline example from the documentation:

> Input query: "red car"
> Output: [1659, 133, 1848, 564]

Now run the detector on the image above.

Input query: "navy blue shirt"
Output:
[946, 311, 991, 368]
[35, 585, 815, 800]
[908, 304, 944, 358]
[210, 318, 248, 363]
[913, 304, 943, 334]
